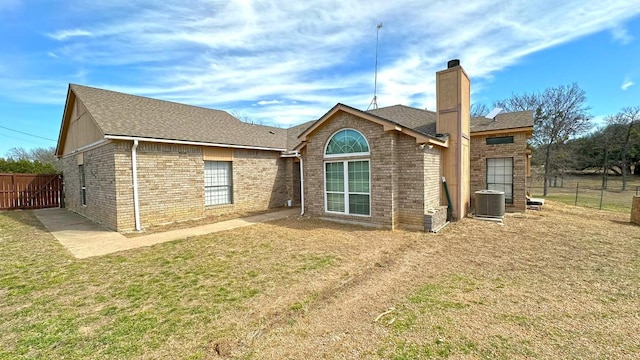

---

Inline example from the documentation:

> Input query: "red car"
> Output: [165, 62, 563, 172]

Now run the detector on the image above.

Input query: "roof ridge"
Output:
[373, 103, 437, 115]
[70, 83, 239, 120]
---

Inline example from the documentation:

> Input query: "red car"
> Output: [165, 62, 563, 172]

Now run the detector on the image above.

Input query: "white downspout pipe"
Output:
[132, 140, 141, 231]
[295, 152, 305, 215]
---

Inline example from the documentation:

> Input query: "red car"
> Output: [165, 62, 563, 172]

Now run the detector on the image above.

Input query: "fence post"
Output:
[12, 174, 17, 209]
[575, 182, 579, 206]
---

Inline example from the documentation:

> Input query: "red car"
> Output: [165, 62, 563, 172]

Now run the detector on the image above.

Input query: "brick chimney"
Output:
[436, 59, 471, 220]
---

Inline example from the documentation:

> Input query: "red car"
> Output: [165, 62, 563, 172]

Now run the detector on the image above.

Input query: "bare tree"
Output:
[496, 83, 591, 196]
[6, 147, 31, 161]
[5, 146, 61, 172]
[607, 106, 640, 190]
[470, 102, 490, 117]
[230, 111, 264, 125]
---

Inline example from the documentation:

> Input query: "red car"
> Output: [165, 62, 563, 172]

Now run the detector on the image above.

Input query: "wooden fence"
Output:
[0, 173, 63, 210]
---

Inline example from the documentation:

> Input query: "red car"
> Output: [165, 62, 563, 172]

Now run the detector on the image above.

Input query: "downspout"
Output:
[132, 140, 141, 231]
[442, 176, 454, 221]
[294, 152, 305, 215]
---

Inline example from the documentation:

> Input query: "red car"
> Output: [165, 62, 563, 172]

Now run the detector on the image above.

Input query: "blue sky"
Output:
[1, 0, 639, 157]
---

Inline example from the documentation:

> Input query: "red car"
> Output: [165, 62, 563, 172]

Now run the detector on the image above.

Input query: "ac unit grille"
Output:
[475, 190, 505, 218]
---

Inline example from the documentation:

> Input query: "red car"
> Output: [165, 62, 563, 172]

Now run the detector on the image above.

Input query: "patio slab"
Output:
[34, 207, 299, 259]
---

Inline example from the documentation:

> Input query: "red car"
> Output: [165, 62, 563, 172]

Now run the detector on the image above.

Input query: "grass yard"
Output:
[528, 173, 640, 213]
[1, 202, 639, 359]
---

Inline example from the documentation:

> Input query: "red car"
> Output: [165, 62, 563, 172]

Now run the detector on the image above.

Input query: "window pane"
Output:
[205, 186, 231, 206]
[325, 162, 344, 192]
[205, 161, 230, 187]
[326, 129, 369, 155]
[348, 160, 369, 193]
[326, 193, 345, 212]
[486, 136, 514, 145]
[349, 194, 370, 215]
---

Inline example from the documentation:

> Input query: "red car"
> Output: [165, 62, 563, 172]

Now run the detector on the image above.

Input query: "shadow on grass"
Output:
[610, 219, 640, 227]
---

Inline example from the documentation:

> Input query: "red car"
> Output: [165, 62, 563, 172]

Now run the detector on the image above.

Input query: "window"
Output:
[325, 129, 369, 156]
[204, 161, 232, 206]
[79, 165, 86, 206]
[486, 136, 514, 145]
[486, 158, 513, 204]
[324, 129, 370, 216]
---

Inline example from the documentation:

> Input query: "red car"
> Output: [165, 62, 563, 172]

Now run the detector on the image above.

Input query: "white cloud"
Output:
[4, 1, 640, 125]
[47, 28, 92, 41]
[610, 25, 633, 45]
[621, 78, 634, 90]
[256, 100, 283, 105]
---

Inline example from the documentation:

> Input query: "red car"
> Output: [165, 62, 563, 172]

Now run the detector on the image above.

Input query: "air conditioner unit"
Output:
[475, 190, 505, 218]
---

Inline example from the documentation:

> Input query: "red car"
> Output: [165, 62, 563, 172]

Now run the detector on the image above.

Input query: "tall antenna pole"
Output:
[367, 23, 383, 110]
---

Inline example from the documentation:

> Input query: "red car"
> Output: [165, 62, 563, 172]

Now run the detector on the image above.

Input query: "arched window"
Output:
[324, 129, 370, 216]
[325, 129, 370, 156]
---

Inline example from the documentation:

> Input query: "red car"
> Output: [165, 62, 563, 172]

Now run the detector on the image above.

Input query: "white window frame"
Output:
[323, 128, 371, 216]
[204, 161, 233, 206]
[323, 160, 371, 216]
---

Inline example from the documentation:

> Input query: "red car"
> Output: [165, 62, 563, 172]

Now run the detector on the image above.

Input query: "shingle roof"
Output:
[70, 84, 289, 150]
[286, 120, 315, 150]
[371, 105, 533, 135]
[470, 111, 534, 133]
[368, 105, 437, 136]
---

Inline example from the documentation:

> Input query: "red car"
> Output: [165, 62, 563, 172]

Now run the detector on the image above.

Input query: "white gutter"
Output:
[131, 139, 141, 231]
[105, 135, 286, 152]
[294, 151, 304, 215]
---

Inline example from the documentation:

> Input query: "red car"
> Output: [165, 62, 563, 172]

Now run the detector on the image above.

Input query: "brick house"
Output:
[56, 61, 533, 232]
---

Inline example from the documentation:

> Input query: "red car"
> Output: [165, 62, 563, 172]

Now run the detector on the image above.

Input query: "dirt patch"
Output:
[230, 202, 639, 359]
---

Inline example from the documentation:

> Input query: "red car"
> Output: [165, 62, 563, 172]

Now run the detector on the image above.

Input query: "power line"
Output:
[0, 131, 54, 145]
[0, 124, 57, 142]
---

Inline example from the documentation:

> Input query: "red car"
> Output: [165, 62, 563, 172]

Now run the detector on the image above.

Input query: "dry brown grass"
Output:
[1, 202, 639, 359]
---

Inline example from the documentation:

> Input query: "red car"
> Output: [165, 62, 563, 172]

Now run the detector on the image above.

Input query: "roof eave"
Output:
[103, 135, 287, 152]
[470, 126, 534, 137]
[297, 103, 449, 148]
[55, 85, 74, 158]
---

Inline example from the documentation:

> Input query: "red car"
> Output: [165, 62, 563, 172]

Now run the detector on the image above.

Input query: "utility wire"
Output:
[0, 124, 57, 142]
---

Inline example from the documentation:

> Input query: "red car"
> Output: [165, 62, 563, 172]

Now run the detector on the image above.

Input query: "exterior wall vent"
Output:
[475, 190, 505, 218]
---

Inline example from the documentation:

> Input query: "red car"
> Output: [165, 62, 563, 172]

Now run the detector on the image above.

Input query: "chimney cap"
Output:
[447, 59, 460, 68]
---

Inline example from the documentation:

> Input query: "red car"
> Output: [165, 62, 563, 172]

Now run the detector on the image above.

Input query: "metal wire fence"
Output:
[527, 174, 640, 213]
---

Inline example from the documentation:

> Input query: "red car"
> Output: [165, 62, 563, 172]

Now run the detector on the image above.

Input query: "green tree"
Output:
[0, 158, 58, 174]
[4, 146, 61, 173]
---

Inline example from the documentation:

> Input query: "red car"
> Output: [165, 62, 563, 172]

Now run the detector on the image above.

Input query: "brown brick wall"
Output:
[205, 149, 288, 216]
[64, 141, 289, 232]
[470, 132, 529, 211]
[62, 143, 118, 230]
[394, 133, 425, 229]
[303, 113, 394, 228]
[125, 142, 204, 230]
[302, 112, 443, 230]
